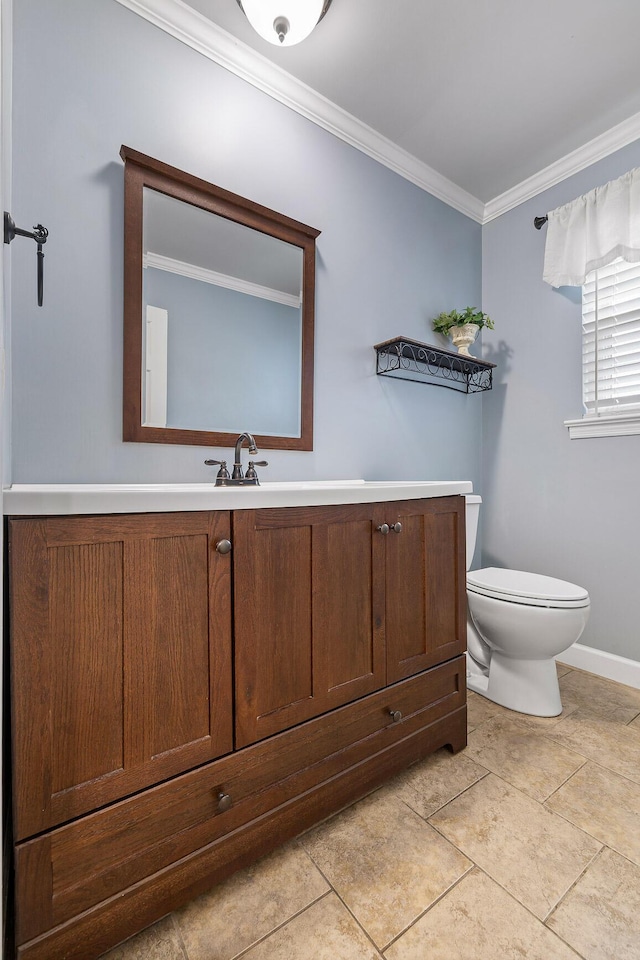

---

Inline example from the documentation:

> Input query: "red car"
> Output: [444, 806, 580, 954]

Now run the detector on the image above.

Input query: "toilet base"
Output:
[466, 653, 562, 717]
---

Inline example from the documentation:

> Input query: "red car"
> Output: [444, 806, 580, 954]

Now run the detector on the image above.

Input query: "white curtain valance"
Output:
[542, 167, 640, 287]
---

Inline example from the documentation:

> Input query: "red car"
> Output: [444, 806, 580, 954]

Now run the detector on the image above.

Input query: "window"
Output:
[565, 258, 640, 438]
[583, 258, 640, 414]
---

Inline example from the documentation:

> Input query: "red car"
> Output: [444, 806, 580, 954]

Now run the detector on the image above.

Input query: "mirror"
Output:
[121, 146, 320, 450]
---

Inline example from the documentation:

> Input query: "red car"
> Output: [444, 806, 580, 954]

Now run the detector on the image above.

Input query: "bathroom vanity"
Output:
[5, 480, 470, 960]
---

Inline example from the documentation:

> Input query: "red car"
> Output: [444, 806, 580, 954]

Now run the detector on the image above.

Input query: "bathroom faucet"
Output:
[205, 432, 268, 486]
[232, 432, 258, 480]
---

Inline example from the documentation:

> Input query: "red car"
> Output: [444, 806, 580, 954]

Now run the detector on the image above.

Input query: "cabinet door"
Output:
[385, 497, 466, 683]
[234, 504, 386, 747]
[9, 511, 233, 840]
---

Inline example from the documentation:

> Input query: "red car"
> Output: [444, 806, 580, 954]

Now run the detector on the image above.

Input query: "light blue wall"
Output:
[482, 140, 640, 663]
[9, 0, 482, 487]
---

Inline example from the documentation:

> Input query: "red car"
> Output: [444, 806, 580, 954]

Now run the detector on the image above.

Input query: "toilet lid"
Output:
[467, 567, 590, 608]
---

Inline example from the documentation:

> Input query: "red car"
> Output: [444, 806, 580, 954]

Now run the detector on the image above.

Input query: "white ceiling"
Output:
[122, 0, 640, 220]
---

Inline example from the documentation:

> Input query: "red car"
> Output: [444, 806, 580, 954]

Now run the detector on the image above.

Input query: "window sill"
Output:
[564, 414, 640, 439]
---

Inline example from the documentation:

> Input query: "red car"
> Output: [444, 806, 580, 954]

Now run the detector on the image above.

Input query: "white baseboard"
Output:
[557, 643, 640, 690]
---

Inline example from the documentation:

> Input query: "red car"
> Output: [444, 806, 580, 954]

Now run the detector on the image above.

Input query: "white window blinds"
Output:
[582, 258, 640, 416]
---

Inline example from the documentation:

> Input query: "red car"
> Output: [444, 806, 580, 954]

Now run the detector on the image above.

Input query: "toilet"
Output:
[465, 495, 590, 716]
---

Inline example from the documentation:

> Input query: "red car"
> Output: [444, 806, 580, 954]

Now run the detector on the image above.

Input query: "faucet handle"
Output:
[245, 460, 268, 481]
[204, 459, 230, 480]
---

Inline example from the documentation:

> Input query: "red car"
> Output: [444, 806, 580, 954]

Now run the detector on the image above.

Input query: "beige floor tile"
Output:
[241, 893, 383, 960]
[466, 692, 502, 729]
[173, 842, 329, 960]
[556, 662, 574, 678]
[503, 704, 581, 731]
[546, 761, 640, 865]
[547, 848, 640, 959]
[376, 746, 489, 817]
[99, 916, 185, 960]
[430, 773, 601, 920]
[630, 713, 640, 729]
[546, 713, 640, 784]
[386, 869, 581, 960]
[559, 670, 640, 723]
[465, 715, 586, 801]
[467, 691, 577, 732]
[300, 792, 471, 949]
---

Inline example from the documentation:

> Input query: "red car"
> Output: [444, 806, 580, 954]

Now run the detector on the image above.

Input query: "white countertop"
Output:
[3, 479, 473, 515]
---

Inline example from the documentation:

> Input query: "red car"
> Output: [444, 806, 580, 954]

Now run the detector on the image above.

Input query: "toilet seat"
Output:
[467, 567, 590, 609]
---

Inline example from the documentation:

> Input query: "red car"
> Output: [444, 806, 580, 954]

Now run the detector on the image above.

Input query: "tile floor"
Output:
[101, 665, 640, 960]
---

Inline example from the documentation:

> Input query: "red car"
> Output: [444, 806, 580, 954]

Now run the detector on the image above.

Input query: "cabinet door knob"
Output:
[390, 522, 403, 534]
[215, 539, 232, 555]
[376, 523, 390, 535]
[217, 791, 232, 812]
[389, 709, 403, 723]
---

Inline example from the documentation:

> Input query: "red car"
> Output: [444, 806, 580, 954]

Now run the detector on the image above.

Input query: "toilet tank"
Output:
[465, 495, 481, 571]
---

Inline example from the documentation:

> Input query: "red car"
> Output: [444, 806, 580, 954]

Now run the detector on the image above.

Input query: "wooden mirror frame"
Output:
[121, 145, 319, 450]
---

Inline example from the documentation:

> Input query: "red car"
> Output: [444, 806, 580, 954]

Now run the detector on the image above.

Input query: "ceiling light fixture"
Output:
[236, 0, 333, 47]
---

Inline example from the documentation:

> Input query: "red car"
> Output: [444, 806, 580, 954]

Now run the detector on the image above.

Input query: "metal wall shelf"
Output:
[374, 337, 495, 394]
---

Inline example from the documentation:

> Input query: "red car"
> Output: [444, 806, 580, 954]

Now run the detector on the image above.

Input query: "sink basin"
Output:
[3, 479, 473, 515]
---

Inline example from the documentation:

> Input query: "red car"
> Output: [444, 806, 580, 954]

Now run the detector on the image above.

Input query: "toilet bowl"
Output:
[465, 496, 590, 716]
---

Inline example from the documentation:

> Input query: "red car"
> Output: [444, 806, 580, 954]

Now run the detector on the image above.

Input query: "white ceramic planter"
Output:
[450, 323, 479, 356]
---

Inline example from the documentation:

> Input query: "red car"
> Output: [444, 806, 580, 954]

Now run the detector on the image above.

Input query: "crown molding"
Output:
[114, 0, 640, 226]
[144, 251, 301, 307]
[483, 110, 640, 223]
[113, 0, 485, 223]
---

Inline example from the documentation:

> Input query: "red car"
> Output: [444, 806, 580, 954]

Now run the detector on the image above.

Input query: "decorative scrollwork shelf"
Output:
[374, 337, 495, 394]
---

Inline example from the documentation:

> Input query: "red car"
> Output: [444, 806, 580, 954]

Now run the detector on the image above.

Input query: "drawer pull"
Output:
[217, 791, 232, 813]
[390, 522, 403, 534]
[376, 523, 390, 535]
[215, 539, 232, 555]
[389, 709, 403, 723]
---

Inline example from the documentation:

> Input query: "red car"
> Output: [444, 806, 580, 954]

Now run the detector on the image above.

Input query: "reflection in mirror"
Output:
[121, 146, 320, 450]
[143, 189, 303, 436]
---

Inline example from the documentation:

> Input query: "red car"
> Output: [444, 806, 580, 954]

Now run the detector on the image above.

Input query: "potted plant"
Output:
[432, 307, 494, 356]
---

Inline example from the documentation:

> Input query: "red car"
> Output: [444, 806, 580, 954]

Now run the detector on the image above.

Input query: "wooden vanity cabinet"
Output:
[384, 496, 466, 682]
[233, 502, 387, 747]
[8, 496, 467, 960]
[8, 511, 234, 841]
[234, 496, 466, 746]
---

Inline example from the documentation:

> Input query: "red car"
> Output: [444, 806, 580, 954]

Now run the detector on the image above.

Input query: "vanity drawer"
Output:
[15, 656, 465, 954]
